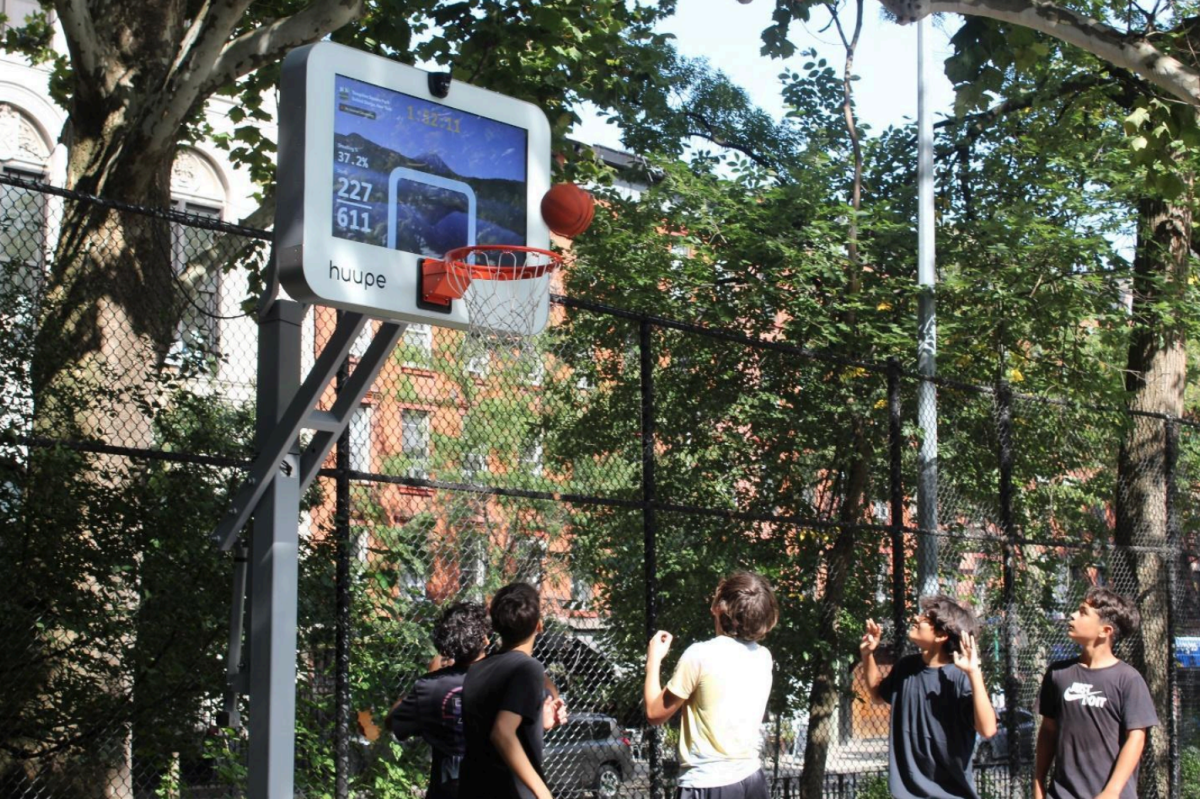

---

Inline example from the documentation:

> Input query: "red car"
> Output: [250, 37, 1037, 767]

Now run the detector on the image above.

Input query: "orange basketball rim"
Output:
[421, 245, 564, 306]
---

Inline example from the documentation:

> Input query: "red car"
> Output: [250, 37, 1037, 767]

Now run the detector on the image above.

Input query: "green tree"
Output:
[746, 1, 1200, 792]
[0, 3, 675, 793]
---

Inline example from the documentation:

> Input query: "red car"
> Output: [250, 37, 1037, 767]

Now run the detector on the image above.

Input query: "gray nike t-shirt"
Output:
[1036, 658, 1159, 799]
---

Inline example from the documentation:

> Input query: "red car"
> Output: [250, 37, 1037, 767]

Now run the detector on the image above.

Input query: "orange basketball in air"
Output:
[540, 183, 595, 238]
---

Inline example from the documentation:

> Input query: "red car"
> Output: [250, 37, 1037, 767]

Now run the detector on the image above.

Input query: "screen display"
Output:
[331, 75, 528, 258]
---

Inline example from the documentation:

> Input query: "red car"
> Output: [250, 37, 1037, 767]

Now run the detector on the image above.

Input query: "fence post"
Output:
[1164, 419, 1180, 799]
[995, 381, 1020, 791]
[639, 318, 662, 799]
[888, 359, 906, 655]
[334, 318, 352, 799]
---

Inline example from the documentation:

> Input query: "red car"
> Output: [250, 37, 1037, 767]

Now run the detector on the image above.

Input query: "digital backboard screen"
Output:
[276, 42, 551, 331]
[331, 75, 528, 258]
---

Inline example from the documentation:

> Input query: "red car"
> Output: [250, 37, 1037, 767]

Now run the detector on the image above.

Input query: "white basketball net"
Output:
[451, 247, 557, 362]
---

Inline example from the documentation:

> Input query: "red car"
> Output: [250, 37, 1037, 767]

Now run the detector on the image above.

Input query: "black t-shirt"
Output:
[459, 650, 546, 799]
[879, 654, 979, 799]
[388, 663, 470, 799]
[1036, 658, 1159, 799]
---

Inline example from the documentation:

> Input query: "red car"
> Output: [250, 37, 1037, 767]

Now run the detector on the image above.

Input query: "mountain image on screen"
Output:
[332, 132, 525, 257]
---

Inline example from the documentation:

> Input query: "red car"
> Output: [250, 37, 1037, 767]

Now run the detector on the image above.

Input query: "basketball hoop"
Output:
[421, 245, 563, 337]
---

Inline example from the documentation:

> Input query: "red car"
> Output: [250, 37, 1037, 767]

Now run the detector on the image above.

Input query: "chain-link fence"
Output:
[1, 175, 1197, 799]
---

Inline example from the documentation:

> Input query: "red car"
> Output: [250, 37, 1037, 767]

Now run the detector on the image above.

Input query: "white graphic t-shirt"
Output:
[1036, 658, 1159, 799]
[665, 636, 773, 788]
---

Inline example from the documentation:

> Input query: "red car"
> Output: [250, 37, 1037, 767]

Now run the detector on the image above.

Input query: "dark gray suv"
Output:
[543, 713, 637, 798]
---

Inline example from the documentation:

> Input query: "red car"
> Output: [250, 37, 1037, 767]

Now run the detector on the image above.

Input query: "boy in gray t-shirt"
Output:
[1034, 587, 1159, 799]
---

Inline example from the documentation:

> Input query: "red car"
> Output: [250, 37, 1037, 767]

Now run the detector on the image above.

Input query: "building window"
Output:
[0, 166, 46, 303]
[0, 103, 51, 299]
[170, 202, 222, 359]
[463, 451, 488, 479]
[525, 355, 545, 386]
[350, 321, 375, 358]
[458, 533, 486, 593]
[571, 573, 594, 607]
[400, 323, 433, 367]
[348, 404, 372, 473]
[463, 336, 489, 376]
[169, 150, 227, 364]
[0, 106, 50, 464]
[400, 409, 430, 478]
[522, 439, 544, 478]
[352, 528, 370, 569]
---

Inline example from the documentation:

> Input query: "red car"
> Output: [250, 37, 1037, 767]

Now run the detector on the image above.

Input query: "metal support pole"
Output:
[1164, 420, 1180, 799]
[996, 382, 1020, 786]
[334, 322, 352, 799]
[888, 359, 907, 655]
[916, 17, 940, 597]
[640, 319, 662, 799]
[249, 300, 305, 799]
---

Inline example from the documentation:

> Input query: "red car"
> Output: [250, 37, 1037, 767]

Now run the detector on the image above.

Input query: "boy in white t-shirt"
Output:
[644, 571, 779, 799]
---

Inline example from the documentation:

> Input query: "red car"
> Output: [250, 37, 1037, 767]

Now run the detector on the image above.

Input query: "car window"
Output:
[545, 719, 617, 743]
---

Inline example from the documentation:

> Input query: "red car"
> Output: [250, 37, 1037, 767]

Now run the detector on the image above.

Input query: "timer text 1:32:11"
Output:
[408, 105, 461, 133]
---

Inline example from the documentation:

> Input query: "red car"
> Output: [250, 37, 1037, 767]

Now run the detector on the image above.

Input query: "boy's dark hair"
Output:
[711, 572, 779, 642]
[919, 595, 979, 656]
[1084, 586, 1140, 643]
[432, 602, 491, 663]
[490, 582, 541, 645]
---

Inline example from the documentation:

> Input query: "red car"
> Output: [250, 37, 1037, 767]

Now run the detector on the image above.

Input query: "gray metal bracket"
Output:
[210, 311, 406, 551]
[218, 540, 250, 729]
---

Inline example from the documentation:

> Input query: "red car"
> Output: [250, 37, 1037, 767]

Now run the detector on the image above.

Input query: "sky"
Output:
[570, 0, 960, 152]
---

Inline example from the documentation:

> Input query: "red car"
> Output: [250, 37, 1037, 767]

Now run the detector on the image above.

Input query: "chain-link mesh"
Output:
[1, 176, 1197, 799]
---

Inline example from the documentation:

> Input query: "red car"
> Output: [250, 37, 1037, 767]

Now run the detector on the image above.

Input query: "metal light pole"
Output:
[916, 18, 940, 597]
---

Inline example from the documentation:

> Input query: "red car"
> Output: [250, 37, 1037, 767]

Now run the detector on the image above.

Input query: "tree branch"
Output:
[937, 72, 1112, 139]
[53, 0, 101, 78]
[684, 112, 782, 173]
[164, 0, 257, 100]
[204, 0, 365, 95]
[877, 0, 1200, 106]
[143, 0, 364, 153]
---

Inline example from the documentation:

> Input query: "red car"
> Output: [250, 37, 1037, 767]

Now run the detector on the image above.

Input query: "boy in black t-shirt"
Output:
[1034, 587, 1158, 799]
[860, 595, 998, 799]
[460, 583, 564, 799]
[388, 602, 492, 799]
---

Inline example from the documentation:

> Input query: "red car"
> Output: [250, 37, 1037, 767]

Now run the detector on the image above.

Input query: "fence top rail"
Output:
[15, 436, 1193, 558]
[10, 176, 1199, 430]
[553, 294, 893, 376]
[554, 295, 1200, 429]
[0, 173, 274, 241]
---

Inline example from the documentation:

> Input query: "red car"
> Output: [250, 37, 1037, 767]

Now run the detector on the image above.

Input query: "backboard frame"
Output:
[276, 42, 552, 331]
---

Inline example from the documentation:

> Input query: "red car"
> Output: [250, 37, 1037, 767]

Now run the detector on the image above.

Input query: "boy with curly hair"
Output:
[860, 595, 998, 799]
[1034, 586, 1158, 799]
[644, 571, 780, 799]
[388, 601, 492, 799]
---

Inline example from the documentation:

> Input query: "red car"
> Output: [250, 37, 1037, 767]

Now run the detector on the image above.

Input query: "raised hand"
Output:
[953, 632, 982, 676]
[647, 630, 673, 663]
[542, 696, 568, 730]
[860, 619, 882, 656]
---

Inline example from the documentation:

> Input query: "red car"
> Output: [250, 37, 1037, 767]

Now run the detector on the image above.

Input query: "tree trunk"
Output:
[1114, 189, 1191, 799]
[27, 14, 183, 793]
[798, 415, 873, 799]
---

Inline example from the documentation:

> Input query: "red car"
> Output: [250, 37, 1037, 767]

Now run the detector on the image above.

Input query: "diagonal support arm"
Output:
[210, 312, 405, 550]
